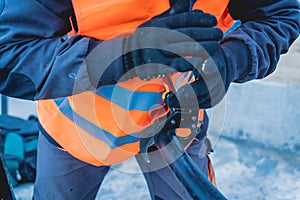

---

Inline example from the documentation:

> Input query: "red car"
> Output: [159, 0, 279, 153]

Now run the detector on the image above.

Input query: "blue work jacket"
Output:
[0, 0, 299, 100]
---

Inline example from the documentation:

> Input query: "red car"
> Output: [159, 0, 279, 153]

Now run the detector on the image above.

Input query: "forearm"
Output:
[223, 0, 300, 82]
[0, 35, 98, 99]
[0, 0, 102, 100]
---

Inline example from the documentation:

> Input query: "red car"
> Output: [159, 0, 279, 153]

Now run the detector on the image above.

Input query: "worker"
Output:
[0, 0, 299, 199]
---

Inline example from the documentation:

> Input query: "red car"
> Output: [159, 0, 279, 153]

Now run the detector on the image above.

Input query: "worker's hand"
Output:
[87, 0, 226, 88]
[122, 0, 223, 81]
[164, 41, 236, 109]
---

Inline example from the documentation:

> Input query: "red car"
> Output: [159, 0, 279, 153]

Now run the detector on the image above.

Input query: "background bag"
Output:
[0, 114, 39, 186]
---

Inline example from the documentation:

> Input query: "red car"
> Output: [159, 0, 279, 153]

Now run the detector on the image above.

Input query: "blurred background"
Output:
[2, 38, 300, 200]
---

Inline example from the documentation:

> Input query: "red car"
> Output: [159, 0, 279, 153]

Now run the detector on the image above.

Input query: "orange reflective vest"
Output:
[38, 0, 234, 166]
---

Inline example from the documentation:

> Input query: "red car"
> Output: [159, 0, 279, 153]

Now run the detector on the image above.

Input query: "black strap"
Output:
[38, 122, 63, 149]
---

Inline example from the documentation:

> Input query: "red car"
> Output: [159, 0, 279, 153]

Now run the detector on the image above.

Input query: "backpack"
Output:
[0, 114, 39, 186]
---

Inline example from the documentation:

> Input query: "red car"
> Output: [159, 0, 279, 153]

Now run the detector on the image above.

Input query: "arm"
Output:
[222, 0, 300, 82]
[165, 0, 300, 109]
[0, 0, 225, 100]
[0, 0, 111, 100]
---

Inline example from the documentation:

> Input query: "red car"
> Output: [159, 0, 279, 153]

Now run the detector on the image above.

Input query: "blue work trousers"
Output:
[33, 133, 209, 200]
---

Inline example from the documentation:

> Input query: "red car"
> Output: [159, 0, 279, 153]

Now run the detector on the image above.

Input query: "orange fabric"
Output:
[68, 91, 168, 135]
[207, 156, 217, 187]
[38, 0, 232, 166]
[38, 100, 103, 165]
[72, 0, 233, 40]
[72, 0, 170, 40]
[38, 99, 140, 166]
[193, 0, 234, 32]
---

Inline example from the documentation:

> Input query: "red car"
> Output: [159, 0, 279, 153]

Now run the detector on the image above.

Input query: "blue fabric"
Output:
[96, 85, 164, 111]
[0, 0, 299, 100]
[224, 0, 300, 82]
[34, 134, 110, 200]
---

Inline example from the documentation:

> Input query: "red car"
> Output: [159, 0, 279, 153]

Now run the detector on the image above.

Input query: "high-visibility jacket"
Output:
[38, 0, 234, 166]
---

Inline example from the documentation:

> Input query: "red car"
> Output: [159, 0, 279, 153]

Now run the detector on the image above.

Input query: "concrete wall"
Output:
[0, 95, 37, 119]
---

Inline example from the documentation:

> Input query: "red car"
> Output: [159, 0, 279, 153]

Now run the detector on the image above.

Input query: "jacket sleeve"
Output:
[222, 0, 300, 82]
[0, 0, 111, 100]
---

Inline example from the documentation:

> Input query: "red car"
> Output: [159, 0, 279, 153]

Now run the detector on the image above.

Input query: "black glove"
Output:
[165, 39, 251, 109]
[121, 0, 223, 81]
[86, 0, 223, 87]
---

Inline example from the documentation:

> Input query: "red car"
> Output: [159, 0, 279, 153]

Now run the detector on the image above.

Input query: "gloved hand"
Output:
[121, 0, 223, 81]
[87, 0, 223, 87]
[165, 39, 251, 109]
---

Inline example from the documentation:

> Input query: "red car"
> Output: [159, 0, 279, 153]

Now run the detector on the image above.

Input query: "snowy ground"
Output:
[4, 39, 300, 200]
[211, 137, 300, 200]
[12, 135, 300, 200]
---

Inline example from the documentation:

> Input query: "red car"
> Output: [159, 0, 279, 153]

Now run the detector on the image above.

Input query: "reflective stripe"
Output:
[96, 85, 164, 111]
[54, 98, 140, 149]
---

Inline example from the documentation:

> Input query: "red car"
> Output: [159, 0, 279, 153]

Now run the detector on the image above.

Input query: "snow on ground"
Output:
[96, 134, 300, 200]
[211, 137, 300, 200]
[12, 135, 300, 200]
